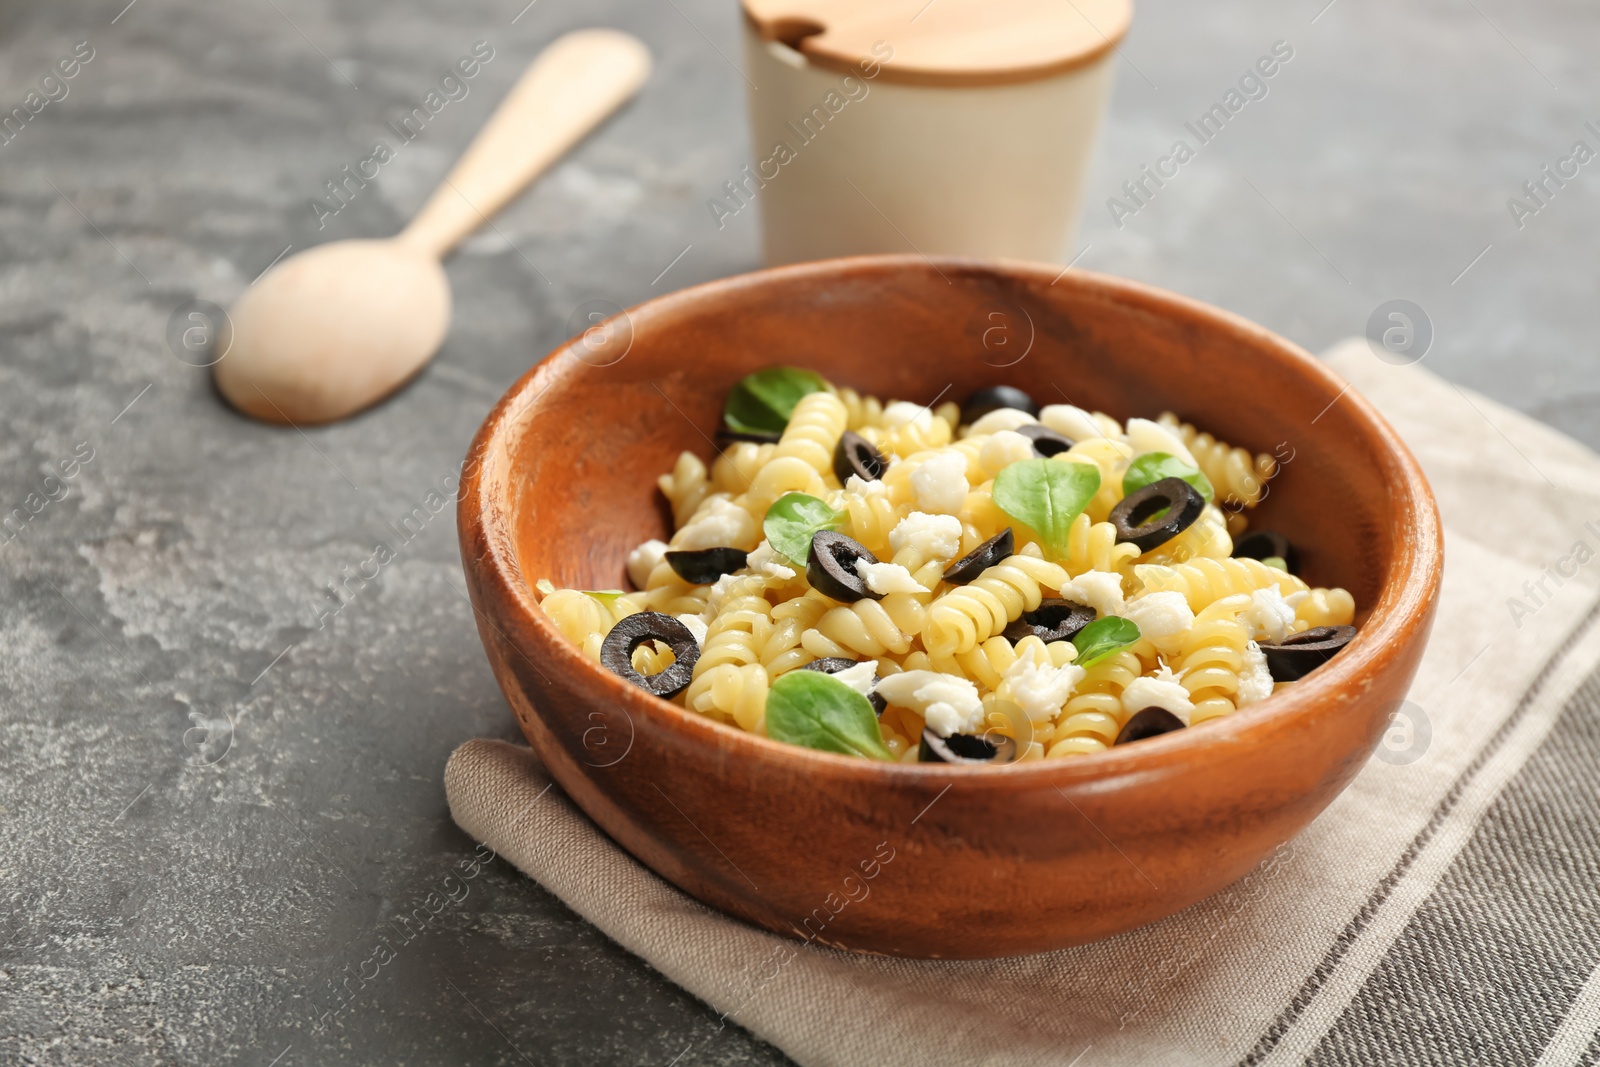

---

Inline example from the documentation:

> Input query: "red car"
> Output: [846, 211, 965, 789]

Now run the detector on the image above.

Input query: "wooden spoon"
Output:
[215, 29, 652, 425]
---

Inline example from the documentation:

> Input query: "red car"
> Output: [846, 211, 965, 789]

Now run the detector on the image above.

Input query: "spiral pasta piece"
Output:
[1134, 557, 1307, 612]
[1138, 503, 1233, 567]
[1295, 587, 1356, 629]
[862, 406, 953, 460]
[658, 452, 712, 528]
[777, 391, 848, 477]
[1177, 595, 1252, 724]
[802, 593, 926, 659]
[710, 442, 773, 495]
[759, 588, 832, 675]
[841, 478, 908, 559]
[686, 663, 770, 733]
[926, 555, 1070, 655]
[835, 387, 885, 430]
[1157, 412, 1276, 509]
[1060, 512, 1142, 577]
[539, 589, 643, 661]
[1047, 649, 1143, 758]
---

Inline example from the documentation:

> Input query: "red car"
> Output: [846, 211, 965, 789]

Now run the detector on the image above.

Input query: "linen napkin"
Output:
[447, 339, 1600, 1067]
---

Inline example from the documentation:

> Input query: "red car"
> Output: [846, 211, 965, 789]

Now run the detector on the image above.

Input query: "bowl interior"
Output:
[504, 258, 1405, 631]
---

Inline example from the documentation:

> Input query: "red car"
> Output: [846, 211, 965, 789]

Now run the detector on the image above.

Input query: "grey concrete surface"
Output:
[0, 0, 1594, 1064]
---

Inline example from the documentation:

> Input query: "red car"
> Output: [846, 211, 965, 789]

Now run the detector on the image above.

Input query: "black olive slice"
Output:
[919, 728, 1018, 764]
[942, 528, 1014, 584]
[1233, 530, 1299, 574]
[806, 530, 882, 603]
[1017, 424, 1074, 457]
[1110, 476, 1207, 552]
[665, 547, 749, 585]
[599, 612, 700, 698]
[1114, 707, 1187, 745]
[800, 657, 887, 715]
[1260, 625, 1357, 682]
[832, 430, 888, 485]
[716, 426, 782, 445]
[1001, 598, 1096, 644]
[961, 385, 1039, 427]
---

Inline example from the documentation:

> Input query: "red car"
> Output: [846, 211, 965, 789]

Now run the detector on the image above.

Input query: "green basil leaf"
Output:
[724, 367, 830, 434]
[1123, 451, 1214, 503]
[583, 590, 627, 604]
[991, 459, 1100, 556]
[763, 492, 847, 566]
[1072, 615, 1142, 667]
[1261, 555, 1288, 572]
[765, 669, 892, 760]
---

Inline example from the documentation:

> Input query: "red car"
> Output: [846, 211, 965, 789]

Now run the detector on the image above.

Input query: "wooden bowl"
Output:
[457, 255, 1442, 959]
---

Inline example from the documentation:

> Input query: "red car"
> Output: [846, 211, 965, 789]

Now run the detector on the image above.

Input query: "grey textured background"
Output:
[0, 0, 1594, 1064]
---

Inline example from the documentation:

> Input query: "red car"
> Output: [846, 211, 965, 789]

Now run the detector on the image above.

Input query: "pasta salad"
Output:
[536, 368, 1357, 764]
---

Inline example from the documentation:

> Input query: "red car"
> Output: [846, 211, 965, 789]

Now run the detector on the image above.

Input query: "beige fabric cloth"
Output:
[446, 339, 1600, 1067]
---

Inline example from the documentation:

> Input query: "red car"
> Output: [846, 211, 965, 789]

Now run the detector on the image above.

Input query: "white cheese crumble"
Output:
[1125, 417, 1198, 466]
[855, 559, 926, 595]
[1059, 570, 1127, 618]
[874, 670, 985, 737]
[1243, 585, 1296, 643]
[1121, 666, 1195, 725]
[1001, 642, 1085, 723]
[675, 613, 708, 647]
[626, 539, 668, 588]
[882, 400, 935, 430]
[980, 430, 1036, 477]
[889, 512, 963, 561]
[967, 408, 1038, 436]
[700, 572, 743, 619]
[1038, 404, 1108, 443]
[1237, 641, 1275, 705]
[830, 659, 879, 699]
[1122, 591, 1194, 652]
[910, 452, 969, 516]
[672, 497, 755, 551]
[745, 541, 797, 581]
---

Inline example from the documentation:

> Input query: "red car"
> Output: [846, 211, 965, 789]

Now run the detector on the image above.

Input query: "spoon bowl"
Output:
[213, 29, 652, 426]
[215, 239, 449, 425]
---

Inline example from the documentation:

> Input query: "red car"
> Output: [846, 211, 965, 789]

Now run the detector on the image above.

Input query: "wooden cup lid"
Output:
[741, 0, 1133, 87]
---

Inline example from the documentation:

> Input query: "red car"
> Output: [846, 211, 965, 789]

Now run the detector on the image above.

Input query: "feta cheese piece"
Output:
[855, 559, 926, 595]
[967, 408, 1038, 436]
[1121, 666, 1195, 725]
[910, 452, 969, 516]
[1125, 417, 1198, 466]
[889, 511, 963, 562]
[851, 563, 928, 598]
[626, 538, 668, 588]
[1038, 404, 1109, 443]
[830, 659, 879, 699]
[980, 429, 1036, 477]
[1243, 585, 1296, 643]
[675, 613, 709, 647]
[874, 670, 985, 737]
[1237, 641, 1275, 705]
[882, 400, 935, 430]
[1059, 570, 1127, 618]
[1122, 591, 1194, 652]
[1002, 642, 1085, 723]
[672, 497, 756, 551]
[746, 541, 797, 582]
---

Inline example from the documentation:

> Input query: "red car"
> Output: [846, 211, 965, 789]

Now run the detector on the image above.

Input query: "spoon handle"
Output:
[398, 29, 651, 260]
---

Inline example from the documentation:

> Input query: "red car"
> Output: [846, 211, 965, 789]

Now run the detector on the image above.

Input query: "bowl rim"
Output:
[459, 253, 1444, 787]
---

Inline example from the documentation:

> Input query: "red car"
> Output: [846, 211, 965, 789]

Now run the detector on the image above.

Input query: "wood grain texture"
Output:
[740, 0, 1133, 86]
[457, 255, 1444, 959]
